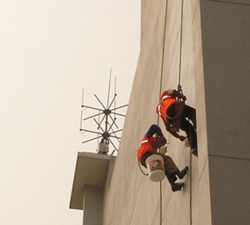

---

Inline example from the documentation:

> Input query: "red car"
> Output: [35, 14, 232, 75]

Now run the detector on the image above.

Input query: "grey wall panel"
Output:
[200, 0, 250, 225]
[201, 1, 250, 159]
[212, 0, 250, 4]
[209, 156, 250, 225]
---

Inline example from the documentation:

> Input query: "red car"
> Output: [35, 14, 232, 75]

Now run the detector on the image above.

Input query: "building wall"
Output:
[103, 0, 250, 225]
[200, 1, 250, 225]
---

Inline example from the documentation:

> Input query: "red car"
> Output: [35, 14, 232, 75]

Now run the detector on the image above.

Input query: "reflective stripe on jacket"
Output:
[157, 96, 176, 122]
[137, 137, 157, 163]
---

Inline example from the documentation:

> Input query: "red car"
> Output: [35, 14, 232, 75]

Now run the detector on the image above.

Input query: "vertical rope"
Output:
[179, 1, 193, 224]
[158, 0, 186, 224]
[190, 152, 193, 225]
[158, 1, 168, 225]
[178, 0, 184, 87]
[158, 0, 168, 125]
[160, 181, 163, 225]
[178, 1, 194, 224]
[188, 119, 193, 225]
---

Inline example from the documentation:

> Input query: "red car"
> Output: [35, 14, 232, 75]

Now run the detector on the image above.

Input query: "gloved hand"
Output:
[154, 135, 167, 148]
[178, 135, 186, 141]
[159, 144, 168, 155]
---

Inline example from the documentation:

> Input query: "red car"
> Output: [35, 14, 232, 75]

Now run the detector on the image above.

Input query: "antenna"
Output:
[107, 69, 111, 108]
[79, 72, 128, 155]
[79, 89, 84, 133]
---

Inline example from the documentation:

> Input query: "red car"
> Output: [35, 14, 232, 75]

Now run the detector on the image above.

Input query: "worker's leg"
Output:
[163, 155, 188, 178]
[162, 155, 179, 183]
[162, 155, 179, 174]
[162, 155, 187, 191]
[180, 118, 198, 156]
[183, 105, 196, 129]
[180, 118, 197, 149]
[165, 173, 177, 184]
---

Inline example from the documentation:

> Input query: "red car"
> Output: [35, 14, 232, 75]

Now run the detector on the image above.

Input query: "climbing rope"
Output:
[178, 0, 184, 87]
[160, 0, 194, 224]
[160, 181, 163, 225]
[158, 0, 169, 224]
[188, 118, 193, 225]
[166, 0, 185, 125]
[177, 0, 185, 113]
[189, 150, 193, 225]
[179, 0, 195, 221]
[157, 0, 186, 224]
[137, 161, 149, 176]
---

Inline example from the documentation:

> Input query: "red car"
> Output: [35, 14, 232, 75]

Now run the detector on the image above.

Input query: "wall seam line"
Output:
[202, 0, 250, 6]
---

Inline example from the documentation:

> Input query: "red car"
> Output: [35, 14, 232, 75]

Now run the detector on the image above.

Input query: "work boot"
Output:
[171, 182, 184, 192]
[191, 148, 198, 157]
[177, 166, 189, 179]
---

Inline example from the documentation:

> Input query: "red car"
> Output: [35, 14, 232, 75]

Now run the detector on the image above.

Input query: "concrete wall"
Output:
[200, 0, 250, 224]
[103, 0, 250, 225]
[83, 186, 103, 225]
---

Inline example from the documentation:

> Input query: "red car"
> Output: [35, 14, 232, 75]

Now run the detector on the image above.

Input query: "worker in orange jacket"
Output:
[156, 89, 198, 156]
[137, 124, 188, 192]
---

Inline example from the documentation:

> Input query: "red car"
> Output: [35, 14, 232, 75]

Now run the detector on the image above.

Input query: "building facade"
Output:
[70, 0, 250, 224]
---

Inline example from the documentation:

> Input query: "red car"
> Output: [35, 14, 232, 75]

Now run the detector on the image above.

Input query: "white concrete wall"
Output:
[102, 0, 250, 224]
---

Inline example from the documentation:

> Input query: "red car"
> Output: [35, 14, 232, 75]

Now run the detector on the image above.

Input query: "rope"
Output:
[158, 0, 169, 224]
[178, 7, 194, 223]
[157, 0, 186, 223]
[167, 0, 185, 122]
[137, 161, 149, 176]
[188, 118, 193, 225]
[190, 150, 193, 225]
[178, 0, 184, 87]
[158, 0, 185, 223]
[160, 181, 163, 225]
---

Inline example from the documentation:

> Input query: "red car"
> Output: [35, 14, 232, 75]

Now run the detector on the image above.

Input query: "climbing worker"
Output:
[156, 89, 198, 156]
[137, 124, 189, 192]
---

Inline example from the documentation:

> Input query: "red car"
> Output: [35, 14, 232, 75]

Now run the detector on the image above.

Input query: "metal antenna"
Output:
[107, 69, 112, 108]
[79, 73, 128, 155]
[80, 89, 84, 133]
[114, 77, 117, 114]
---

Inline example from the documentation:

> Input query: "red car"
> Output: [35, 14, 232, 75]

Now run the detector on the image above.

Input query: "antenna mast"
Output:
[80, 73, 128, 155]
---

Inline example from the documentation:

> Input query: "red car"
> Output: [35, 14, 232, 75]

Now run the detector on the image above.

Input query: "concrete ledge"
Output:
[69, 152, 116, 210]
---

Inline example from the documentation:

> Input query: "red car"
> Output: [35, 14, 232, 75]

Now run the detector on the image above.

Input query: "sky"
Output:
[0, 1, 140, 224]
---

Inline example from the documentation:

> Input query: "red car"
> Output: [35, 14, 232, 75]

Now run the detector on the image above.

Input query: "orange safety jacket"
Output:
[156, 93, 176, 122]
[137, 137, 157, 164]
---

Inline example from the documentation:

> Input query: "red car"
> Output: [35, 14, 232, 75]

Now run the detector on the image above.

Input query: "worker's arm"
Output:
[169, 130, 186, 141]
[164, 121, 186, 141]
[145, 124, 167, 148]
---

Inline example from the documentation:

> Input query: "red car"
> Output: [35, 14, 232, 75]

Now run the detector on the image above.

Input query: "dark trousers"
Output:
[168, 103, 197, 149]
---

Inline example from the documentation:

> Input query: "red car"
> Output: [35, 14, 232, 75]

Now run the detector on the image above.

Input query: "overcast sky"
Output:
[0, 1, 140, 224]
